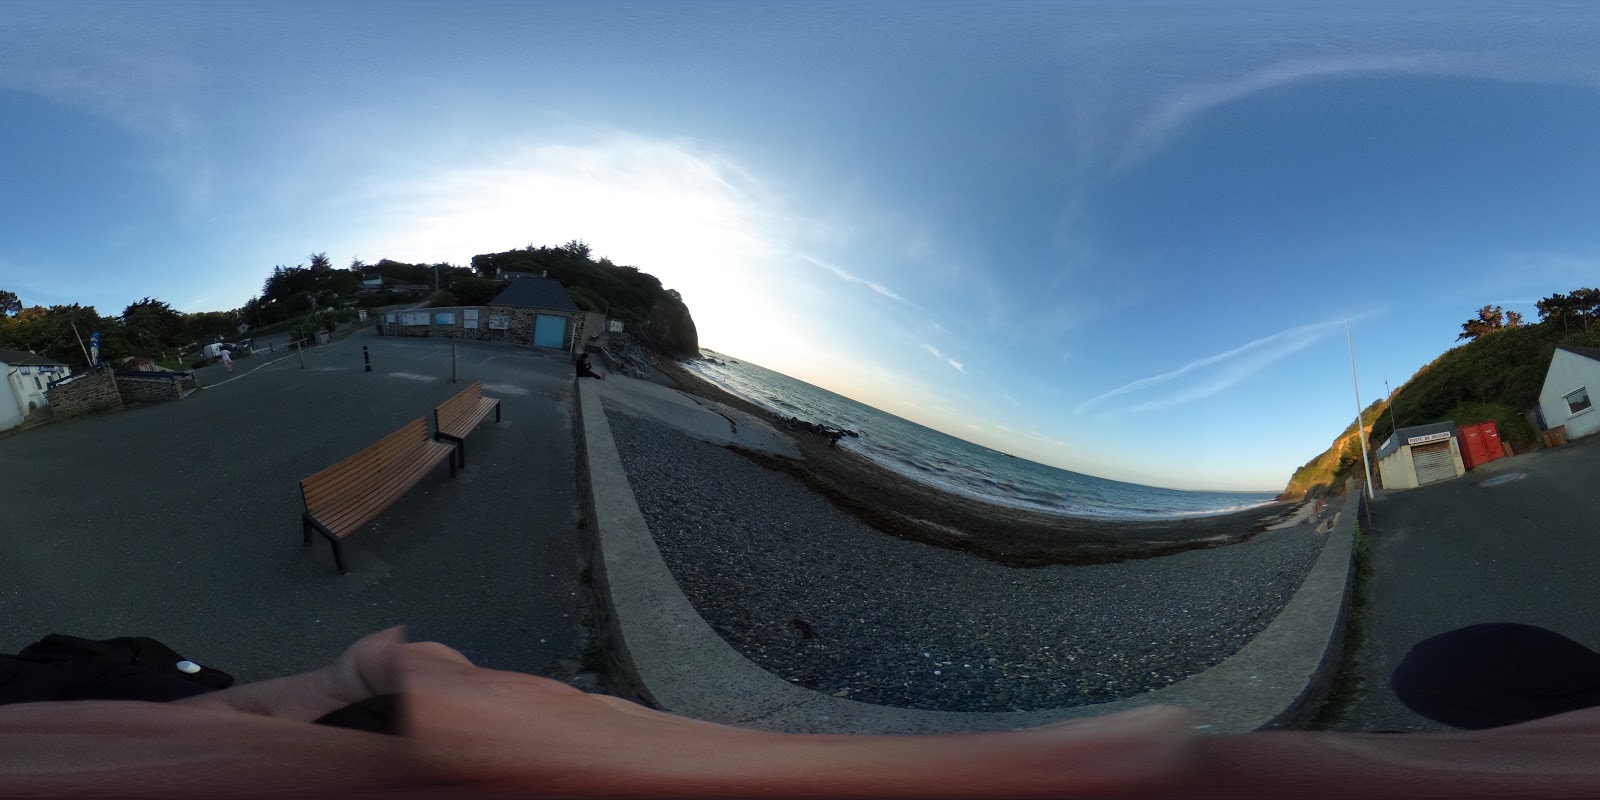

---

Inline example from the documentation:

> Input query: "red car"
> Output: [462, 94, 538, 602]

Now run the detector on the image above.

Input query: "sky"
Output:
[6, 1, 1600, 491]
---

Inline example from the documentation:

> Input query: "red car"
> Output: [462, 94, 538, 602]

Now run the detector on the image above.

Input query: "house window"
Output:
[34, 376, 42, 390]
[1565, 387, 1592, 416]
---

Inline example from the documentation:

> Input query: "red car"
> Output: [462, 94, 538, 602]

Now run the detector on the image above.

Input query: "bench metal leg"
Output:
[305, 515, 348, 574]
[436, 432, 466, 469]
[328, 536, 348, 575]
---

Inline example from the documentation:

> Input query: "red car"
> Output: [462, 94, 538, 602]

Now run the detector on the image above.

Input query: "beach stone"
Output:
[602, 400, 1326, 713]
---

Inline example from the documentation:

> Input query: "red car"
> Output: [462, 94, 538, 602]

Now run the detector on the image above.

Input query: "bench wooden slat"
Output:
[298, 417, 457, 573]
[301, 428, 441, 512]
[432, 382, 502, 468]
[318, 442, 453, 537]
[438, 396, 499, 438]
[301, 419, 431, 505]
[313, 439, 452, 526]
[303, 426, 425, 495]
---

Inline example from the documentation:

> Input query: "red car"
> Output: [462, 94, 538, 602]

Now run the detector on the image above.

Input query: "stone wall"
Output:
[114, 370, 198, 404]
[381, 305, 577, 350]
[46, 369, 123, 418]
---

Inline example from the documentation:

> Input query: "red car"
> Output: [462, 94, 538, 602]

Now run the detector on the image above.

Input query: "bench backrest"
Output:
[435, 381, 483, 430]
[300, 417, 431, 519]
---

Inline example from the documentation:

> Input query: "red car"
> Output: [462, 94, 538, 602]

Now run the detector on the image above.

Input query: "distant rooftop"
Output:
[1556, 344, 1600, 363]
[489, 276, 579, 312]
[1376, 420, 1458, 462]
[0, 349, 66, 367]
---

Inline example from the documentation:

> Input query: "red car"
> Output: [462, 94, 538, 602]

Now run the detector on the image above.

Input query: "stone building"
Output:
[381, 276, 588, 352]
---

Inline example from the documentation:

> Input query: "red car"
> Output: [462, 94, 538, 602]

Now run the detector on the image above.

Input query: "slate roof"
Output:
[489, 277, 580, 312]
[1556, 345, 1600, 364]
[0, 349, 67, 367]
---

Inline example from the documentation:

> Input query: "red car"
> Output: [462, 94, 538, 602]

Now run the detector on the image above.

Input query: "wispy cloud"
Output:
[1075, 318, 1351, 415]
[919, 342, 965, 373]
[799, 253, 907, 303]
[1118, 53, 1462, 169]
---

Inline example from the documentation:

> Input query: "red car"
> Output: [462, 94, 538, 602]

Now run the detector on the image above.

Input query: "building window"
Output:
[1566, 387, 1592, 416]
[34, 376, 42, 390]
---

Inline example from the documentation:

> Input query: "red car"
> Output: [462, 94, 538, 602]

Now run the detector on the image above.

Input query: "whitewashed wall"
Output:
[1538, 349, 1600, 440]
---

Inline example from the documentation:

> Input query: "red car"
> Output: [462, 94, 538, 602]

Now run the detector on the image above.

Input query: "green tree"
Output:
[1457, 305, 1508, 341]
[0, 290, 20, 318]
[309, 252, 333, 272]
[121, 297, 186, 353]
[562, 239, 592, 260]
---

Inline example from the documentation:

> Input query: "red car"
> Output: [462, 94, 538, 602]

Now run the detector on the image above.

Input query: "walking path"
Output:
[1325, 445, 1600, 731]
[0, 334, 588, 685]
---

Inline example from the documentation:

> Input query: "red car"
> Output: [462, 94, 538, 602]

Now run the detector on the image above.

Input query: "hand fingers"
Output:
[176, 628, 470, 722]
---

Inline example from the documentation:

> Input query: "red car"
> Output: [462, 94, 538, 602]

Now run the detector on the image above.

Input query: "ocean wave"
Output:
[697, 357, 1277, 519]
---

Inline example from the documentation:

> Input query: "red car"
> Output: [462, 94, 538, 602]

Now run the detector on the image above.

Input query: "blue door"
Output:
[534, 314, 566, 348]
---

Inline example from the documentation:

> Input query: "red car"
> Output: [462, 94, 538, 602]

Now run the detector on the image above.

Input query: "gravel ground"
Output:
[605, 403, 1328, 712]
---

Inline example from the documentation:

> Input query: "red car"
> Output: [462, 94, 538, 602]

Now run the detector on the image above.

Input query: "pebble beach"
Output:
[604, 400, 1328, 712]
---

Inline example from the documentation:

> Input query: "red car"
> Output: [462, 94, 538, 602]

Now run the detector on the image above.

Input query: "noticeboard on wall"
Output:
[433, 312, 456, 326]
[488, 314, 510, 330]
[463, 309, 479, 329]
[400, 311, 429, 326]
[385, 313, 398, 324]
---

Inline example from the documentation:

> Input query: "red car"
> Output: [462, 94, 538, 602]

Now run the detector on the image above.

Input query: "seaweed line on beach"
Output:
[603, 400, 1327, 712]
[647, 353, 1301, 568]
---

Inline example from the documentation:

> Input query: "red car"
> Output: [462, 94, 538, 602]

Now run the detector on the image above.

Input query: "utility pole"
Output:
[1385, 375, 1401, 440]
[1346, 318, 1376, 500]
[69, 321, 92, 367]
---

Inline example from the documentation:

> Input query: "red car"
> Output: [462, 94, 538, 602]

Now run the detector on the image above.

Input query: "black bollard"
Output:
[363, 346, 372, 372]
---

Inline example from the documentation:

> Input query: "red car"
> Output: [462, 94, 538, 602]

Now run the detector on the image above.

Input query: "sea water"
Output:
[684, 351, 1277, 520]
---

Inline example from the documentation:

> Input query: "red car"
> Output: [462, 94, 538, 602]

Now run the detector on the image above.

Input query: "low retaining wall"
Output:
[46, 369, 123, 418]
[575, 377, 1358, 733]
[113, 370, 198, 404]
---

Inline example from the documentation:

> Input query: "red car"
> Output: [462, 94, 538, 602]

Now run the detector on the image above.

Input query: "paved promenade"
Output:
[1327, 444, 1600, 731]
[0, 334, 587, 684]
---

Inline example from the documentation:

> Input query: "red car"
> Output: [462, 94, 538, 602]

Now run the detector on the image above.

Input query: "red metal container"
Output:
[1458, 421, 1507, 470]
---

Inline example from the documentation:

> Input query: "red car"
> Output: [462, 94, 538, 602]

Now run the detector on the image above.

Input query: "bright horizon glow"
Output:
[8, 4, 1600, 491]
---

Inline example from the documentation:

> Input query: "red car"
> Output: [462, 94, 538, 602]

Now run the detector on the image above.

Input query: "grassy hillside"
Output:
[1280, 317, 1600, 499]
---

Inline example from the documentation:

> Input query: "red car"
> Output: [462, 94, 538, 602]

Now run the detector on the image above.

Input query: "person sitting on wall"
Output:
[576, 352, 606, 381]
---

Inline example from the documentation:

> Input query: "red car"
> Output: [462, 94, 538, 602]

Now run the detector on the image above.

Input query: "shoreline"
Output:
[648, 353, 1305, 567]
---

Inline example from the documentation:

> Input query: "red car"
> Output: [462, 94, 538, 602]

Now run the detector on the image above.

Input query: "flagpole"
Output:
[1347, 318, 1375, 499]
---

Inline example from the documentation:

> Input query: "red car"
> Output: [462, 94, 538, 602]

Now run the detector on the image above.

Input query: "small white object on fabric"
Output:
[175, 660, 201, 674]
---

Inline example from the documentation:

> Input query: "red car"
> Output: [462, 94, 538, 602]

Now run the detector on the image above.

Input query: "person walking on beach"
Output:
[576, 352, 605, 381]
[219, 346, 233, 373]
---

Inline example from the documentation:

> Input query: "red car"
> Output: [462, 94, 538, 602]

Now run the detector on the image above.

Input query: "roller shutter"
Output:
[1412, 441, 1457, 485]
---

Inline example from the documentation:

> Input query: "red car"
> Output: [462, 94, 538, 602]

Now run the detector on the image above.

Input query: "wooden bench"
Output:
[300, 418, 457, 574]
[433, 381, 502, 467]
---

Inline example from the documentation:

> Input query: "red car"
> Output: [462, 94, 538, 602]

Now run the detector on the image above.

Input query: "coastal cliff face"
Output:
[1278, 311, 1600, 500]
[1279, 424, 1372, 501]
[471, 242, 701, 359]
[643, 294, 699, 359]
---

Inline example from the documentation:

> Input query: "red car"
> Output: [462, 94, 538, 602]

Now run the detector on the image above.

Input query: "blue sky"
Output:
[5, 2, 1600, 490]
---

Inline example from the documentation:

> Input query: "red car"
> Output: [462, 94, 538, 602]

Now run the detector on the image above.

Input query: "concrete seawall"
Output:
[575, 377, 1357, 733]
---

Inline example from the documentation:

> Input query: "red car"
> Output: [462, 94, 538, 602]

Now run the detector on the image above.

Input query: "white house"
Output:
[1537, 345, 1600, 441]
[0, 349, 73, 431]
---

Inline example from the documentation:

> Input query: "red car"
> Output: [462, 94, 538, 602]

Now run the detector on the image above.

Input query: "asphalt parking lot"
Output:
[0, 331, 588, 684]
[1327, 440, 1600, 731]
